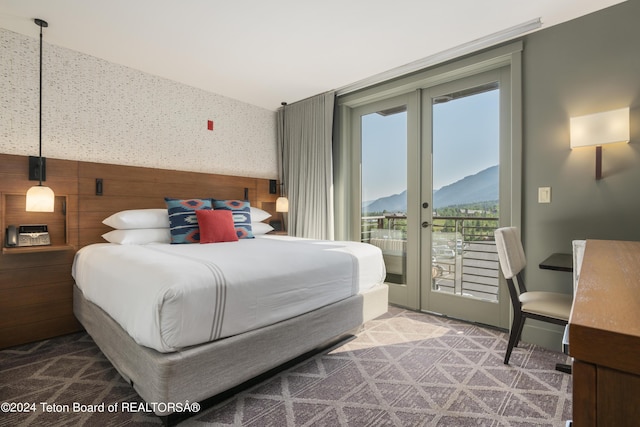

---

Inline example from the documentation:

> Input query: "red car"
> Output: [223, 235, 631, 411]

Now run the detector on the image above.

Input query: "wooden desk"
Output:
[569, 240, 640, 426]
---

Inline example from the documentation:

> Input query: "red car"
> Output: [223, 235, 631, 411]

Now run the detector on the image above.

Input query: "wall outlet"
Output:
[538, 187, 551, 203]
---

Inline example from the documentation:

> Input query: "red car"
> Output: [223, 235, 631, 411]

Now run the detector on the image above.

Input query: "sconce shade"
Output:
[276, 196, 289, 213]
[26, 185, 55, 212]
[570, 107, 630, 148]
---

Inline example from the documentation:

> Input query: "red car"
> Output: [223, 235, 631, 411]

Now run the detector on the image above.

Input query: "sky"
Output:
[362, 88, 499, 202]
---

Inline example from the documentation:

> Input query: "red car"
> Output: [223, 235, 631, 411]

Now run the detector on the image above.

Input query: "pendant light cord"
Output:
[280, 102, 287, 197]
[35, 18, 48, 186]
[38, 22, 43, 184]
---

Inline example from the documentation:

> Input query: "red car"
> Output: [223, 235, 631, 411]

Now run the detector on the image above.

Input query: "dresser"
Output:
[569, 240, 640, 426]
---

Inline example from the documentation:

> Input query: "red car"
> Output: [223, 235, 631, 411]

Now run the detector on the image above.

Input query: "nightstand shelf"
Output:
[2, 244, 74, 255]
[1, 193, 70, 253]
[0, 187, 80, 349]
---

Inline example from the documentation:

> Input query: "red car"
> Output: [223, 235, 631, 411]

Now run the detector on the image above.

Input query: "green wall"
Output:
[521, 0, 640, 346]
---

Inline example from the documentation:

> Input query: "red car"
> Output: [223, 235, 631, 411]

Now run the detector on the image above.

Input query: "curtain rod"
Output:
[278, 90, 336, 111]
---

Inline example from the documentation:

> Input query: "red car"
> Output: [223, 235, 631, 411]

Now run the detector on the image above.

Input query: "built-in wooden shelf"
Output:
[1, 193, 69, 256]
[0, 155, 83, 349]
[2, 244, 75, 255]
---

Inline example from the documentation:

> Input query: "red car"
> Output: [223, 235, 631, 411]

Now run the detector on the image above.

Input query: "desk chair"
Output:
[494, 227, 573, 365]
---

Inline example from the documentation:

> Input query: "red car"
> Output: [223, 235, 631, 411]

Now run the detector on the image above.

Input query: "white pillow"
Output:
[103, 209, 170, 229]
[102, 229, 171, 245]
[250, 207, 271, 222]
[251, 222, 274, 235]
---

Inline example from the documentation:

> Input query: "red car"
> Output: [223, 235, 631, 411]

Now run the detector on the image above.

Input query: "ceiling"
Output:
[0, 0, 626, 111]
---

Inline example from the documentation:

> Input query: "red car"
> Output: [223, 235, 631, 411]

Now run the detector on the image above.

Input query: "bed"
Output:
[72, 225, 388, 420]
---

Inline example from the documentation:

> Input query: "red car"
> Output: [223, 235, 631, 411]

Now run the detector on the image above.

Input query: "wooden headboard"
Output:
[77, 161, 279, 247]
[0, 153, 279, 348]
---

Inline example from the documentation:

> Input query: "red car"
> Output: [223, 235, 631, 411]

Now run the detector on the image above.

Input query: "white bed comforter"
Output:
[72, 235, 385, 353]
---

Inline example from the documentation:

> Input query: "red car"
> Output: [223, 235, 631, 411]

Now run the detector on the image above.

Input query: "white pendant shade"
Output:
[26, 185, 55, 212]
[276, 196, 289, 213]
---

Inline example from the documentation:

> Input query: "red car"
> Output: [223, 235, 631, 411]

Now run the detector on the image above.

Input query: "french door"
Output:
[351, 68, 513, 328]
[420, 70, 510, 328]
[355, 94, 421, 309]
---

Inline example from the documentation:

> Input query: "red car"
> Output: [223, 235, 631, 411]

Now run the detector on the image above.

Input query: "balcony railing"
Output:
[362, 214, 500, 302]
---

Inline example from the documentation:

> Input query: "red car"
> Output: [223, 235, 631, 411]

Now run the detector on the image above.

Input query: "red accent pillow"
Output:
[195, 209, 239, 243]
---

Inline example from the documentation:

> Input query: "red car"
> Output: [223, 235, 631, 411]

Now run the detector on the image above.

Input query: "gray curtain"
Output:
[277, 91, 335, 239]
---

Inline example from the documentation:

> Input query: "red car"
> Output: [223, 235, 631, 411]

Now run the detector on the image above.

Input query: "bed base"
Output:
[73, 284, 387, 420]
[161, 331, 356, 425]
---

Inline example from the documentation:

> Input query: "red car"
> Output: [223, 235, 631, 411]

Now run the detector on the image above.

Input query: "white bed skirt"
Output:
[73, 283, 388, 417]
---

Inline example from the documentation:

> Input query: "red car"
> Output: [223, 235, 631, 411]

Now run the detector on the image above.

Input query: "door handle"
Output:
[422, 221, 430, 228]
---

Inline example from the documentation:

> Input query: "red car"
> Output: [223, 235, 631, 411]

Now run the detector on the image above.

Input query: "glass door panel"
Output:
[421, 71, 504, 327]
[361, 106, 408, 287]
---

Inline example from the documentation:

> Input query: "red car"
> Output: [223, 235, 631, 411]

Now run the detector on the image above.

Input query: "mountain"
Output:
[362, 165, 498, 213]
[433, 165, 498, 209]
[363, 190, 407, 214]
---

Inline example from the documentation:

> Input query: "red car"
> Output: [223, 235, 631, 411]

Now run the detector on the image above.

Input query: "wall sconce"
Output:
[570, 107, 630, 180]
[26, 18, 55, 212]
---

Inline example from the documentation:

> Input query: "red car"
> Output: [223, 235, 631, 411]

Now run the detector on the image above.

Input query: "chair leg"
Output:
[504, 312, 523, 365]
[514, 316, 526, 348]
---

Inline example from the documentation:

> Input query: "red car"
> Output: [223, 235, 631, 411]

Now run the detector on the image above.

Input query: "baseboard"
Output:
[521, 320, 565, 352]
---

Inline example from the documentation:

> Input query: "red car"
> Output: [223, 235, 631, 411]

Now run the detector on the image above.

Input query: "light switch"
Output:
[538, 187, 551, 203]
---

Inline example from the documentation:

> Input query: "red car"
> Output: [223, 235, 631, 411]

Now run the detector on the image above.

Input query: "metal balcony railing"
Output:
[362, 215, 500, 302]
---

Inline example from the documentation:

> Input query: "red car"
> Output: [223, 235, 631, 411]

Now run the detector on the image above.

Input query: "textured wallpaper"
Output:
[0, 28, 277, 179]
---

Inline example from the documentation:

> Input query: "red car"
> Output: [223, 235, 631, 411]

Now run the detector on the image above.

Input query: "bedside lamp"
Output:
[26, 184, 55, 212]
[277, 102, 289, 214]
[276, 194, 288, 213]
[275, 197, 289, 213]
[26, 18, 55, 212]
[570, 107, 630, 180]
[275, 184, 288, 233]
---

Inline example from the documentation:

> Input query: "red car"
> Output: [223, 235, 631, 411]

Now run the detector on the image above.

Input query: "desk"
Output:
[539, 253, 573, 272]
[570, 240, 640, 426]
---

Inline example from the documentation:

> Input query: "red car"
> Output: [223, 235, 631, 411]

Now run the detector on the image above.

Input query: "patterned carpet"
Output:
[0, 306, 572, 426]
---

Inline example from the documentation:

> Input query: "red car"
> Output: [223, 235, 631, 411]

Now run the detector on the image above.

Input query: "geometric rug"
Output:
[0, 306, 572, 426]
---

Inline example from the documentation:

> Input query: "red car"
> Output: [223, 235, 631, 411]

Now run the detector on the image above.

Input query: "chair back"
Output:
[495, 227, 527, 310]
[494, 227, 526, 279]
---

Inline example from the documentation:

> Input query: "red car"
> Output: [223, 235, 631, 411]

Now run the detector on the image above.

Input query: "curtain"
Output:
[277, 91, 335, 239]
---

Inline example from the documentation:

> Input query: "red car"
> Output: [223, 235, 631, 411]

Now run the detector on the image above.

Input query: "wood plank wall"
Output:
[77, 161, 277, 247]
[0, 153, 279, 348]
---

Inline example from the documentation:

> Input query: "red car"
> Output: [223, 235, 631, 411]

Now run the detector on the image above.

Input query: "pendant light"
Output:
[26, 18, 55, 212]
[275, 187, 289, 213]
[276, 102, 289, 213]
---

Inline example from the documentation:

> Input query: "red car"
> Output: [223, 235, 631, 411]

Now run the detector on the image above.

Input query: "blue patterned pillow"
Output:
[212, 199, 254, 239]
[165, 198, 212, 244]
